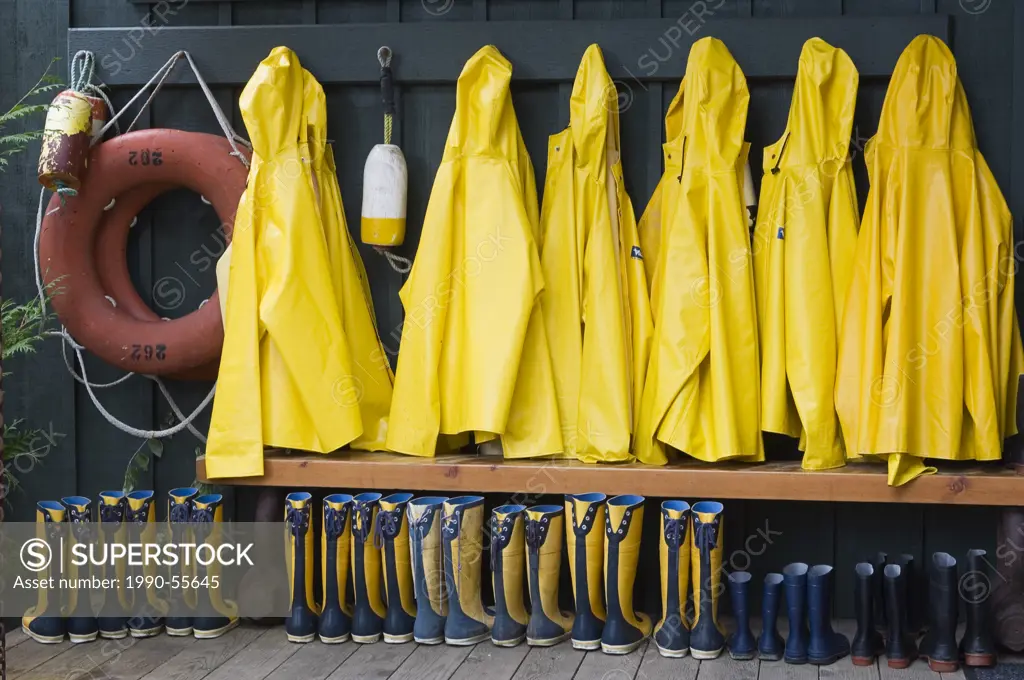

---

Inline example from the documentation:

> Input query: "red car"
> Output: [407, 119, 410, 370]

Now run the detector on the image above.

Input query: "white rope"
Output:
[374, 245, 413, 274]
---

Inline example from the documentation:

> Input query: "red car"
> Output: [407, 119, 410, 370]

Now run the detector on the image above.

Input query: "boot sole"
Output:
[165, 627, 194, 637]
[572, 639, 601, 651]
[352, 632, 382, 644]
[194, 619, 239, 640]
[22, 627, 64, 644]
[527, 631, 571, 647]
[384, 632, 415, 644]
[923, 657, 959, 673]
[784, 656, 808, 665]
[130, 626, 164, 638]
[656, 644, 690, 658]
[759, 652, 782, 662]
[690, 647, 724, 660]
[414, 635, 445, 645]
[319, 633, 351, 644]
[729, 651, 756, 661]
[492, 635, 525, 647]
[446, 632, 491, 646]
[851, 656, 877, 666]
[964, 653, 996, 667]
[601, 639, 647, 655]
[69, 632, 99, 644]
[886, 657, 917, 669]
[808, 653, 847, 666]
[99, 629, 128, 640]
[287, 632, 316, 643]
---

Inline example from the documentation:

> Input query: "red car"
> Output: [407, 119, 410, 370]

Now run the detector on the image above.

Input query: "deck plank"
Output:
[634, 643, 699, 680]
[203, 627, 303, 680]
[693, 655, 757, 680]
[573, 641, 647, 680]
[264, 639, 356, 680]
[390, 643, 475, 680]
[756, 661, 819, 679]
[5, 628, 30, 649]
[325, 640, 416, 680]
[8, 640, 72, 679]
[17, 637, 133, 680]
[139, 626, 263, 680]
[877, 659, 940, 679]
[448, 643, 530, 680]
[818, 656, 881, 680]
[512, 643, 585, 680]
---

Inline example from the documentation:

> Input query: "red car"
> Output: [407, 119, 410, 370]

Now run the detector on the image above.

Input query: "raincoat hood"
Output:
[677, 37, 748, 170]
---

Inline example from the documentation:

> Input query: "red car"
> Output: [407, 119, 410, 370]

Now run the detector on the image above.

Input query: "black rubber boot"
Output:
[960, 549, 997, 667]
[883, 564, 918, 669]
[893, 554, 921, 637]
[806, 565, 849, 665]
[757, 573, 785, 662]
[872, 552, 887, 630]
[920, 552, 959, 673]
[851, 563, 884, 666]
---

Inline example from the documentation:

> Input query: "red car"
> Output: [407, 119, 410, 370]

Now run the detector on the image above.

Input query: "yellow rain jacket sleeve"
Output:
[302, 71, 394, 450]
[206, 47, 365, 478]
[835, 35, 1023, 485]
[386, 46, 562, 458]
[539, 44, 653, 462]
[635, 37, 764, 465]
[752, 38, 859, 471]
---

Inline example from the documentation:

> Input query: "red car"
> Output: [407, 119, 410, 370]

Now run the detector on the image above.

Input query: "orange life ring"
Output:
[39, 129, 248, 376]
[93, 182, 220, 382]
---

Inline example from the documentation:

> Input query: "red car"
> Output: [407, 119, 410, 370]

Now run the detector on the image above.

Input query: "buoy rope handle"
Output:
[373, 46, 413, 275]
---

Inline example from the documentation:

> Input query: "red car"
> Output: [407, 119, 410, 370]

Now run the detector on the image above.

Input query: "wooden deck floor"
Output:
[6, 622, 981, 680]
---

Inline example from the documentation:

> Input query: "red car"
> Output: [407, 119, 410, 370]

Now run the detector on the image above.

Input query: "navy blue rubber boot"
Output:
[319, 494, 353, 644]
[807, 565, 850, 665]
[408, 497, 448, 644]
[727, 571, 756, 660]
[783, 562, 809, 664]
[758, 573, 785, 661]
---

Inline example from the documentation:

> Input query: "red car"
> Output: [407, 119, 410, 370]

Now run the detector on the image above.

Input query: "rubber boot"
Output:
[783, 562, 809, 664]
[525, 505, 573, 646]
[654, 501, 690, 658]
[408, 496, 448, 644]
[872, 552, 887, 630]
[920, 552, 959, 672]
[377, 493, 416, 643]
[442, 496, 493, 645]
[807, 565, 849, 665]
[883, 563, 918, 669]
[565, 492, 606, 651]
[97, 491, 129, 639]
[894, 554, 921, 637]
[757, 573, 785, 661]
[319, 494, 353, 644]
[351, 492, 386, 643]
[851, 562, 884, 666]
[601, 494, 652, 655]
[689, 501, 725, 660]
[165, 488, 197, 636]
[62, 496, 99, 644]
[728, 572, 756, 660]
[22, 501, 66, 644]
[284, 492, 319, 643]
[960, 548, 996, 667]
[490, 504, 528, 647]
[125, 491, 166, 638]
[191, 494, 240, 639]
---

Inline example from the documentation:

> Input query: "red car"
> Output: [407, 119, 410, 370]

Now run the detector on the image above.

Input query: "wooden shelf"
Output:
[196, 450, 1024, 506]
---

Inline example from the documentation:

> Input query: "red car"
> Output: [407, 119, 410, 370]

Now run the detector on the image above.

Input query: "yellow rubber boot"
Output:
[22, 501, 66, 644]
[125, 491, 168, 637]
[166, 488, 198, 636]
[601, 494, 651, 654]
[191, 494, 239, 639]
[97, 491, 129, 639]
[62, 496, 99, 643]
[320, 493, 353, 643]
[377, 493, 417, 643]
[409, 497, 448, 644]
[690, 501, 725, 659]
[351, 492, 387, 643]
[654, 500, 691, 657]
[491, 504, 528, 646]
[285, 492, 319, 642]
[566, 493, 607, 650]
[442, 496, 493, 645]
[526, 505, 573, 646]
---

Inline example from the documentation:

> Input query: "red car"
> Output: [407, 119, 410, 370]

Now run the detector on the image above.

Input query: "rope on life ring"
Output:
[38, 129, 248, 377]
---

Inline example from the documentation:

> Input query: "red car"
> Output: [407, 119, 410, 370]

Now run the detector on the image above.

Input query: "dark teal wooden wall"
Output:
[1, 0, 1019, 617]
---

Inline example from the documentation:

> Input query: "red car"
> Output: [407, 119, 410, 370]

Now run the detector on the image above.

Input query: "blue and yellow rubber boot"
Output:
[525, 505, 573, 646]
[408, 496, 448, 644]
[565, 493, 606, 651]
[689, 501, 725, 660]
[490, 504, 528, 647]
[62, 496, 99, 643]
[377, 493, 416, 643]
[285, 492, 319, 643]
[442, 496, 493, 645]
[97, 491, 129, 639]
[654, 500, 690, 657]
[125, 491, 166, 638]
[166, 488, 198, 636]
[191, 494, 239, 639]
[351, 492, 386, 643]
[319, 494, 353, 644]
[22, 501, 66, 644]
[601, 495, 651, 655]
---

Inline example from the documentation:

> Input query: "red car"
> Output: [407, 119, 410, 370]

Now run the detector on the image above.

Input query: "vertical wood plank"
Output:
[473, 0, 487, 21]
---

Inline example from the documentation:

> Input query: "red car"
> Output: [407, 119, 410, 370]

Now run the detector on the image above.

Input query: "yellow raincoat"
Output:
[835, 35, 1023, 485]
[540, 45, 653, 462]
[207, 48, 384, 478]
[753, 38, 859, 471]
[635, 37, 764, 465]
[385, 46, 563, 458]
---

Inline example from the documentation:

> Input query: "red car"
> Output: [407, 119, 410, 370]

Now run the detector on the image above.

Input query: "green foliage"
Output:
[0, 58, 62, 170]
